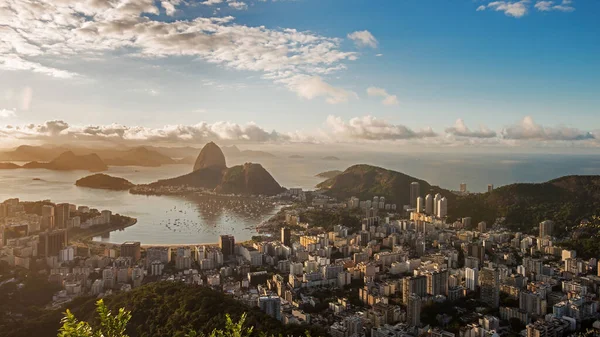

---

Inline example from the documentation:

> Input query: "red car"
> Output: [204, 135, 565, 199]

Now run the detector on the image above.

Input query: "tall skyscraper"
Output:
[41, 205, 55, 230]
[539, 220, 554, 238]
[220, 235, 235, 259]
[416, 197, 424, 213]
[410, 182, 420, 208]
[121, 241, 141, 262]
[433, 194, 442, 216]
[407, 294, 421, 327]
[436, 197, 447, 218]
[478, 221, 487, 233]
[281, 227, 291, 246]
[465, 267, 479, 291]
[479, 267, 500, 307]
[460, 183, 467, 194]
[402, 275, 427, 304]
[37, 229, 67, 257]
[258, 296, 281, 321]
[425, 194, 433, 215]
[55, 203, 70, 229]
[487, 184, 494, 193]
[426, 269, 449, 296]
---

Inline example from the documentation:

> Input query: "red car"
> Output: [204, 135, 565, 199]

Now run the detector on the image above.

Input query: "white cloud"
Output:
[445, 119, 497, 138]
[501, 116, 595, 141]
[347, 30, 378, 48]
[0, 0, 357, 104]
[289, 76, 357, 104]
[367, 87, 399, 106]
[228, 1, 248, 10]
[325, 115, 437, 141]
[485, 1, 530, 18]
[535, 0, 575, 12]
[0, 109, 16, 118]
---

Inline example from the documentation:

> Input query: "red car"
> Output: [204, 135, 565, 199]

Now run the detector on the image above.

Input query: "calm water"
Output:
[0, 152, 598, 244]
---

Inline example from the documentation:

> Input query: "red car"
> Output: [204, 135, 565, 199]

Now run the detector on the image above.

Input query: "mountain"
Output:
[322, 156, 340, 161]
[317, 164, 449, 207]
[148, 143, 284, 196]
[0, 145, 68, 161]
[216, 163, 285, 195]
[449, 175, 600, 235]
[193, 141, 227, 171]
[75, 174, 135, 190]
[5, 151, 109, 172]
[0, 282, 325, 337]
[316, 170, 343, 179]
[104, 147, 176, 167]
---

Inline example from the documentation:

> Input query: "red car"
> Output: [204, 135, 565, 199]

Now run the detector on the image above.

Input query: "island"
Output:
[75, 173, 135, 190]
[0, 151, 108, 172]
[321, 155, 340, 161]
[289, 155, 304, 159]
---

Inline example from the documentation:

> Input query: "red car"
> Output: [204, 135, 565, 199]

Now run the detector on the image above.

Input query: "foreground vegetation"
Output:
[1, 282, 327, 337]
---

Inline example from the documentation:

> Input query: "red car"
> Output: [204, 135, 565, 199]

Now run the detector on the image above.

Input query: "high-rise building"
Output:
[426, 269, 449, 296]
[460, 183, 467, 194]
[41, 205, 55, 230]
[478, 221, 487, 233]
[121, 241, 141, 262]
[436, 197, 447, 218]
[258, 296, 281, 321]
[37, 229, 68, 257]
[433, 194, 442, 216]
[465, 267, 479, 291]
[410, 182, 420, 208]
[220, 235, 235, 258]
[55, 203, 70, 229]
[416, 197, 424, 213]
[402, 275, 427, 304]
[487, 184, 494, 193]
[539, 220, 554, 238]
[479, 267, 500, 307]
[281, 227, 291, 246]
[425, 194, 433, 215]
[406, 294, 421, 327]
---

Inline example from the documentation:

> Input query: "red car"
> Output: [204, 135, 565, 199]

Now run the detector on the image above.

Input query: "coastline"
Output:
[69, 217, 138, 243]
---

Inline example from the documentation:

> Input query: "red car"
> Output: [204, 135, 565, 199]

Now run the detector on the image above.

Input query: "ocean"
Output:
[0, 152, 598, 245]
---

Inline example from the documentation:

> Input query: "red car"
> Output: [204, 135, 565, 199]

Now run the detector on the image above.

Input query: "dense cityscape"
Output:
[1, 179, 599, 337]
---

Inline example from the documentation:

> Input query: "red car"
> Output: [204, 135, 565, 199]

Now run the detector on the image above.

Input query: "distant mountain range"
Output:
[0, 151, 108, 172]
[0, 144, 277, 168]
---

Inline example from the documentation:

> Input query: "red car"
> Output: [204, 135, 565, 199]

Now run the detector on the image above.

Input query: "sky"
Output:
[0, 0, 599, 150]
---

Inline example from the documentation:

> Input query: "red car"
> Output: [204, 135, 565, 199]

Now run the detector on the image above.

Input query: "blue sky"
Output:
[0, 0, 598, 148]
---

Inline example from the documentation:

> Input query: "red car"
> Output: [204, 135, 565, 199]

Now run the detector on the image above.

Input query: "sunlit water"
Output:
[0, 152, 598, 244]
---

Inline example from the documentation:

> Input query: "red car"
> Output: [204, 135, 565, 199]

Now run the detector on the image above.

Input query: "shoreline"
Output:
[70, 217, 138, 243]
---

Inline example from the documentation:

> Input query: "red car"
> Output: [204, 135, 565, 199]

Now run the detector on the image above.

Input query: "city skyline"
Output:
[0, 0, 599, 151]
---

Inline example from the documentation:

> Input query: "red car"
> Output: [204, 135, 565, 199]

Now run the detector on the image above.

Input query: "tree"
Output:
[58, 299, 131, 337]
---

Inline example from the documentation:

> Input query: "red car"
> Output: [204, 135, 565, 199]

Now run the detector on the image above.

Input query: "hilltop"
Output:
[315, 170, 343, 179]
[75, 174, 135, 190]
[103, 147, 176, 167]
[317, 164, 450, 207]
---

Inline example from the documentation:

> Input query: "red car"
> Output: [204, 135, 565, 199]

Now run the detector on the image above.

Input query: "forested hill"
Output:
[1, 282, 326, 337]
[316, 164, 452, 207]
[449, 175, 600, 235]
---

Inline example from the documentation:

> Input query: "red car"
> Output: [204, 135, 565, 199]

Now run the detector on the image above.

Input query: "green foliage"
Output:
[58, 300, 131, 337]
[299, 208, 361, 232]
